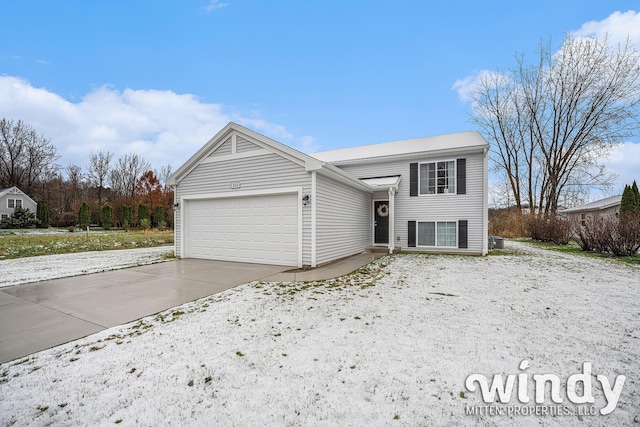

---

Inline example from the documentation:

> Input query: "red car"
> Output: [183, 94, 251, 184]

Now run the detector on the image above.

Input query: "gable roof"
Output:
[167, 122, 370, 191]
[559, 195, 622, 214]
[0, 186, 35, 203]
[311, 131, 489, 164]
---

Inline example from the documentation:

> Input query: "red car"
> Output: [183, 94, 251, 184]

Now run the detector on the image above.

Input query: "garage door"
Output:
[185, 193, 298, 266]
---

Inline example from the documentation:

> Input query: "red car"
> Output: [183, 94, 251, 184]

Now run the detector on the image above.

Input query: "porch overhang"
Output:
[361, 176, 401, 253]
[360, 176, 401, 192]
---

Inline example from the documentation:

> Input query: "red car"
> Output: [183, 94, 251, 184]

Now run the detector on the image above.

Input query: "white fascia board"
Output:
[325, 146, 487, 167]
[167, 122, 235, 186]
[169, 121, 318, 186]
[180, 187, 302, 201]
[229, 123, 318, 169]
[317, 162, 373, 192]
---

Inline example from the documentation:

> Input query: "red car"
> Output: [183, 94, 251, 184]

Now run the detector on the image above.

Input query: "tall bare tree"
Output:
[0, 118, 59, 193]
[470, 35, 640, 214]
[156, 164, 173, 192]
[109, 153, 150, 200]
[87, 150, 113, 206]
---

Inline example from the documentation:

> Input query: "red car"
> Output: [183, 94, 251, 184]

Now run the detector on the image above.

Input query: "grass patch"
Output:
[524, 239, 640, 265]
[0, 230, 173, 260]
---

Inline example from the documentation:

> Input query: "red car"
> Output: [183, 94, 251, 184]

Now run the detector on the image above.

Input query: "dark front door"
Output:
[374, 200, 389, 244]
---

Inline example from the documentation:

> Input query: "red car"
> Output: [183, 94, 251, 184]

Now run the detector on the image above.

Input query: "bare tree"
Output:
[109, 153, 150, 200]
[64, 164, 85, 209]
[470, 35, 640, 215]
[0, 118, 59, 193]
[87, 150, 113, 206]
[156, 164, 173, 191]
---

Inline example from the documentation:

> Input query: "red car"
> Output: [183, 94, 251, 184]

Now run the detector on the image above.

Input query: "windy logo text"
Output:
[465, 360, 625, 415]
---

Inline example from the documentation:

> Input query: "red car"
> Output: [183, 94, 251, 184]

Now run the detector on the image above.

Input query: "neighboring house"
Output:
[0, 186, 37, 221]
[558, 195, 622, 225]
[168, 122, 489, 268]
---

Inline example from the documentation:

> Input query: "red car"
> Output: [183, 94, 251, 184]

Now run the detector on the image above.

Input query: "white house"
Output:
[168, 122, 489, 268]
[0, 186, 37, 221]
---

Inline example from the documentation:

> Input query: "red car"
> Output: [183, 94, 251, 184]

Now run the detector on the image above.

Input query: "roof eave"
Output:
[316, 162, 373, 192]
[321, 145, 488, 166]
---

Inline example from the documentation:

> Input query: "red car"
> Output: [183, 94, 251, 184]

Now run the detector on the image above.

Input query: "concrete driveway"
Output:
[0, 259, 288, 364]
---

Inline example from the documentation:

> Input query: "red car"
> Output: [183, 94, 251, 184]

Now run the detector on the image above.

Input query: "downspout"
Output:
[482, 147, 489, 255]
[311, 171, 317, 267]
[388, 186, 396, 253]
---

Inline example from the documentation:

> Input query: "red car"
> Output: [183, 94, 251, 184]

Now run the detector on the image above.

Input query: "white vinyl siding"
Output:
[315, 173, 370, 264]
[236, 136, 262, 153]
[175, 153, 312, 265]
[208, 137, 232, 157]
[336, 151, 486, 254]
[0, 188, 37, 218]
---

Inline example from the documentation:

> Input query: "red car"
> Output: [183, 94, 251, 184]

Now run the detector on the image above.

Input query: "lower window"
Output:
[417, 221, 457, 247]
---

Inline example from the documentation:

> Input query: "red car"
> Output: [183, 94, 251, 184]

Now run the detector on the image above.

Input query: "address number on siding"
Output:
[231, 182, 241, 189]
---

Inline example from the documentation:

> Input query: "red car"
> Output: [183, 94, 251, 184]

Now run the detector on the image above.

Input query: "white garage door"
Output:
[185, 193, 298, 266]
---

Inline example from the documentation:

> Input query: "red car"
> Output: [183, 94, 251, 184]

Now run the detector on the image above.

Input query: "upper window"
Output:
[8, 199, 22, 209]
[419, 161, 455, 194]
[8, 198, 22, 209]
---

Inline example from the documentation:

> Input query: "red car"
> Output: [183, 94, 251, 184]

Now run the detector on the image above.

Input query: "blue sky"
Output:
[1, 1, 638, 198]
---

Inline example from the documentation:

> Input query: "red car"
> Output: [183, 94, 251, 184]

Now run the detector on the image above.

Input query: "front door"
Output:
[374, 200, 389, 244]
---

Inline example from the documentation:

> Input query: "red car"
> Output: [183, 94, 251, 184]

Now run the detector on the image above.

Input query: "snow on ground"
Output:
[0, 247, 175, 287]
[1, 241, 638, 426]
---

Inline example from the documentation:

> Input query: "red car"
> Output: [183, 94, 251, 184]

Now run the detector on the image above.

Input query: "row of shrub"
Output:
[574, 212, 640, 257]
[76, 202, 166, 230]
[1, 202, 168, 230]
[527, 212, 640, 257]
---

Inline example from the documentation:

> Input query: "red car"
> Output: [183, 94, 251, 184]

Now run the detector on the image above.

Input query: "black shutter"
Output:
[410, 163, 418, 197]
[408, 221, 416, 247]
[458, 220, 468, 249]
[456, 158, 466, 195]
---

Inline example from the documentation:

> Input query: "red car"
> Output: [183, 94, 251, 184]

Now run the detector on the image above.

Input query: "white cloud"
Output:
[451, 70, 510, 103]
[234, 117, 292, 139]
[203, 0, 228, 13]
[297, 136, 320, 154]
[0, 76, 302, 173]
[451, 75, 478, 103]
[454, 10, 640, 104]
[570, 10, 640, 50]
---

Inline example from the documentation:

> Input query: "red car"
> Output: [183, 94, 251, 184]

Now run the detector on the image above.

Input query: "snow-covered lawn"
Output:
[0, 247, 175, 287]
[1, 241, 638, 426]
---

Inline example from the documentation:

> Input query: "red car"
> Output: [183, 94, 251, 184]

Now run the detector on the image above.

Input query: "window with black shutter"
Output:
[456, 158, 466, 195]
[458, 220, 468, 248]
[408, 221, 416, 247]
[409, 163, 418, 197]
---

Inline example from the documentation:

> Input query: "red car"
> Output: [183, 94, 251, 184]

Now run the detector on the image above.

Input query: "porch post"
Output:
[388, 187, 396, 253]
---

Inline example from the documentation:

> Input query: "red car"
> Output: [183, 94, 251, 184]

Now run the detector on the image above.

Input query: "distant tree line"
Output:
[0, 118, 174, 229]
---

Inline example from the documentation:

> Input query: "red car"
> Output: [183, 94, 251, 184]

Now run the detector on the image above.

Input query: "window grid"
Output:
[7, 199, 23, 209]
[419, 161, 455, 194]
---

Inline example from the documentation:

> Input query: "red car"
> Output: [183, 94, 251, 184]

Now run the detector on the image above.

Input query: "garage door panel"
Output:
[186, 194, 298, 266]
